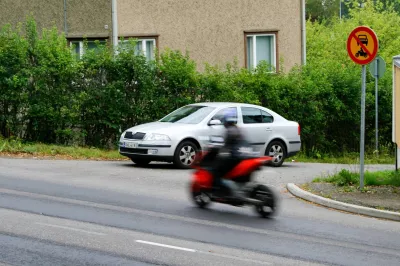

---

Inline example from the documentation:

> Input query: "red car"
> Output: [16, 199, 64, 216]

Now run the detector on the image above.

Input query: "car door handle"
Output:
[266, 128, 272, 131]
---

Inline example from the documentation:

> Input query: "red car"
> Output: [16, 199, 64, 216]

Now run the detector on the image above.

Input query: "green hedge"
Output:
[0, 3, 398, 155]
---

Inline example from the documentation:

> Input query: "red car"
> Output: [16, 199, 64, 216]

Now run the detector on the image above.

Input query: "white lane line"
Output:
[35, 222, 106, 236]
[136, 240, 196, 252]
[136, 240, 271, 264]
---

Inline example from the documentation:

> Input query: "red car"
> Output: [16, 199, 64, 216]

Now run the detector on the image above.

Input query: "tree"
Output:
[305, 0, 399, 22]
[306, 0, 342, 22]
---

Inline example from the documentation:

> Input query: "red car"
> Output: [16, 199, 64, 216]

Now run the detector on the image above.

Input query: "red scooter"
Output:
[189, 138, 278, 218]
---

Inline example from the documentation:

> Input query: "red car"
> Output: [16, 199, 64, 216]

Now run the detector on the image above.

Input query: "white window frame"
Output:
[119, 38, 156, 61]
[137, 39, 156, 59]
[246, 33, 277, 71]
[70, 41, 84, 58]
[69, 39, 107, 59]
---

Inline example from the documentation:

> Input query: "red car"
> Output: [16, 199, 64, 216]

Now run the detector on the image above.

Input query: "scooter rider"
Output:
[211, 108, 246, 191]
[207, 109, 264, 205]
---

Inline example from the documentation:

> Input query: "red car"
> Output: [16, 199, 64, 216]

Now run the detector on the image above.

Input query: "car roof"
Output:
[190, 102, 287, 120]
[189, 102, 264, 108]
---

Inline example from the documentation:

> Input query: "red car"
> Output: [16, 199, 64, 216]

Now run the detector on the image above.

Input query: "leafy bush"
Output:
[365, 170, 400, 186]
[314, 169, 400, 187]
[0, 2, 398, 154]
[321, 169, 359, 186]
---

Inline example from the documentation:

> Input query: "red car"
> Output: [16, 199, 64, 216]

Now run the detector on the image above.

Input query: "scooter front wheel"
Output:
[192, 190, 211, 208]
[251, 185, 277, 218]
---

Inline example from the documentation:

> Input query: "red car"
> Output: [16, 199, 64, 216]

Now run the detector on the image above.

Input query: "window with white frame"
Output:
[70, 39, 107, 59]
[119, 38, 156, 61]
[246, 33, 276, 71]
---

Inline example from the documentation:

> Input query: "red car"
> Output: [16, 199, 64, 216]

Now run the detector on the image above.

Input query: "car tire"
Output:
[130, 158, 151, 167]
[265, 140, 286, 167]
[174, 140, 198, 169]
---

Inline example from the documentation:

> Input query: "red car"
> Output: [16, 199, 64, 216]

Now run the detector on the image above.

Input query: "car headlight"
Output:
[144, 133, 171, 141]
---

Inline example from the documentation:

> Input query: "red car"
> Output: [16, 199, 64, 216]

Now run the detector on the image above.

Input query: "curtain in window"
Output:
[247, 36, 254, 69]
[146, 41, 154, 60]
[256, 36, 274, 69]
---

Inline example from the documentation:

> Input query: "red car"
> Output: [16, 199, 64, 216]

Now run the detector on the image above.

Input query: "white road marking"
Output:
[136, 240, 272, 264]
[136, 240, 196, 252]
[35, 222, 106, 236]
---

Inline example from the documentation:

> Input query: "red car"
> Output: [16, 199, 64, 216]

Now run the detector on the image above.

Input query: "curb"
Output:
[286, 183, 400, 222]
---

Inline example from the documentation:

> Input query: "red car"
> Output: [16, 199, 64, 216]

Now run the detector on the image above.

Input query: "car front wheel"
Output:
[174, 141, 198, 169]
[265, 141, 286, 167]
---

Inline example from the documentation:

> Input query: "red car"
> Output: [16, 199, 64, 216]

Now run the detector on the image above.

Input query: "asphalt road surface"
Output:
[1, 157, 399, 266]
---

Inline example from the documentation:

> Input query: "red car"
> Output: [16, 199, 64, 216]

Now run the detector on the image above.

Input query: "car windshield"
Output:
[159, 105, 215, 124]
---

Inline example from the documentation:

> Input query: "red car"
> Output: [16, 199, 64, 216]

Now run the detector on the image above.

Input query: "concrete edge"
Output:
[286, 183, 400, 222]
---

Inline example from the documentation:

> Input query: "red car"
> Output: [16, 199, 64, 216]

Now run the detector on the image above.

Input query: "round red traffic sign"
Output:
[347, 26, 379, 65]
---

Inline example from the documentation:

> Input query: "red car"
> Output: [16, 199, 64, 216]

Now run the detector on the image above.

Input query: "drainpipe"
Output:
[112, 0, 118, 53]
[63, 0, 68, 35]
[301, 0, 306, 65]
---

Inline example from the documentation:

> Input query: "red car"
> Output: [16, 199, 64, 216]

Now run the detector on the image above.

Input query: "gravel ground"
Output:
[305, 182, 400, 212]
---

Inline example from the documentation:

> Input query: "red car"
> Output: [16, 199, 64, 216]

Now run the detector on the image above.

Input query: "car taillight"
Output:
[298, 124, 301, 135]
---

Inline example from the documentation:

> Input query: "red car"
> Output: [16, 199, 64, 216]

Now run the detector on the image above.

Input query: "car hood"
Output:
[124, 122, 197, 135]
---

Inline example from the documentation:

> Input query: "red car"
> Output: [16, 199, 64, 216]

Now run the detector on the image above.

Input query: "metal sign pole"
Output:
[370, 56, 386, 152]
[396, 144, 398, 172]
[375, 58, 379, 152]
[360, 65, 366, 190]
[347, 26, 379, 191]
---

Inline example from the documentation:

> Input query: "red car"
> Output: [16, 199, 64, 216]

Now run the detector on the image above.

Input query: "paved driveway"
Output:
[0, 158, 398, 266]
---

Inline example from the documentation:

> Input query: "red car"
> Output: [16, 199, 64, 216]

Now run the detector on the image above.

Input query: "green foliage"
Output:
[77, 38, 160, 147]
[306, 0, 400, 22]
[301, 0, 400, 153]
[365, 170, 400, 186]
[0, 137, 124, 159]
[294, 143, 394, 163]
[307, 0, 342, 22]
[314, 168, 400, 186]
[313, 169, 358, 186]
[0, 3, 398, 155]
[0, 23, 29, 138]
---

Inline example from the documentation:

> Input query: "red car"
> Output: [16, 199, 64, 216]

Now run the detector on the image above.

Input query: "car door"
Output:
[207, 106, 239, 139]
[239, 107, 273, 154]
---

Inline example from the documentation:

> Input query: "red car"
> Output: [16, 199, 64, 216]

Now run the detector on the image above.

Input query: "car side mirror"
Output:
[208, 119, 222, 126]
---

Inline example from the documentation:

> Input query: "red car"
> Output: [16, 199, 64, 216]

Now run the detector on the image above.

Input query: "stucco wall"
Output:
[117, 0, 302, 71]
[0, 0, 111, 38]
[67, 0, 111, 38]
[0, 0, 64, 32]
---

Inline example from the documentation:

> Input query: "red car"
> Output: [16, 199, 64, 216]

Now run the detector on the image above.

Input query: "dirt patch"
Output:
[303, 182, 400, 213]
[0, 152, 128, 161]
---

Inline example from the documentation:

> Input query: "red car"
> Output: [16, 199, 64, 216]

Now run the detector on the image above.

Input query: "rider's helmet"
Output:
[223, 108, 237, 128]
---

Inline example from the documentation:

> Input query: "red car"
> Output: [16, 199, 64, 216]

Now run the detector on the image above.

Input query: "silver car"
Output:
[119, 102, 301, 168]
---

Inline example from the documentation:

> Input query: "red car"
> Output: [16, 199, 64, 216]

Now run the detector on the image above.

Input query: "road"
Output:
[0, 157, 399, 266]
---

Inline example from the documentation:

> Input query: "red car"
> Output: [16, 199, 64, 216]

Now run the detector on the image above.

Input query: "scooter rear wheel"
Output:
[251, 185, 277, 218]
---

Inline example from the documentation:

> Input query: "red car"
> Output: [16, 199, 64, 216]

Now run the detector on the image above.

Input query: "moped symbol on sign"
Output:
[347, 26, 379, 65]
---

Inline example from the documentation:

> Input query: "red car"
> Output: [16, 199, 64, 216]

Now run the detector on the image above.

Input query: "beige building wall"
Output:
[0, 0, 64, 32]
[0, 0, 112, 39]
[66, 0, 111, 38]
[117, 0, 302, 71]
